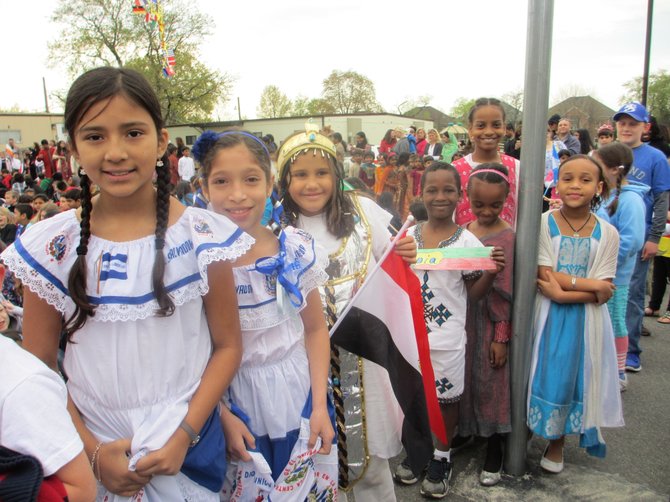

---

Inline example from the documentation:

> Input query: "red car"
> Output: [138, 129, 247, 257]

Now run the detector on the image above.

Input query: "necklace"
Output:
[560, 210, 591, 237]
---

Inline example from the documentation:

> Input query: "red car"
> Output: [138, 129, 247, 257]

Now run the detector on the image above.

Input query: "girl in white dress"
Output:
[1, 67, 252, 501]
[191, 130, 336, 501]
[276, 125, 418, 502]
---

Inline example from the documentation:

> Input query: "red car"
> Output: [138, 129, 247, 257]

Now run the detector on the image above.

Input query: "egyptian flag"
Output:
[331, 228, 447, 476]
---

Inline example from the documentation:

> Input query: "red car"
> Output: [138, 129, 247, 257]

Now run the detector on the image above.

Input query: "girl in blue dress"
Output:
[530, 155, 623, 474]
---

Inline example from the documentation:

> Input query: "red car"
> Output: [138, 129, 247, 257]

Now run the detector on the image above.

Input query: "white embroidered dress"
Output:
[222, 227, 338, 501]
[1, 207, 253, 501]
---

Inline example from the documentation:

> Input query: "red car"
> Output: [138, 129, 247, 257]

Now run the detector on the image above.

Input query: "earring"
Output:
[156, 159, 164, 167]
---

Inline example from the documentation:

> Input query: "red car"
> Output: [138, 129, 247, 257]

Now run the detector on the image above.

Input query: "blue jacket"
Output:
[596, 180, 649, 286]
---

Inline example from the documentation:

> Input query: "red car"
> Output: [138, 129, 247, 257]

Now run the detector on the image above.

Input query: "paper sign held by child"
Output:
[414, 246, 497, 271]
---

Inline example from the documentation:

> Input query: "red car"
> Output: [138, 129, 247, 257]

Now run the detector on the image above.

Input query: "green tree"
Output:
[450, 97, 476, 122]
[321, 70, 382, 114]
[257, 86, 292, 118]
[49, 0, 232, 124]
[621, 70, 670, 124]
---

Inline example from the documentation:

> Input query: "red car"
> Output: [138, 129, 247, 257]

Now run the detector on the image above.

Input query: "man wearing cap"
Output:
[554, 118, 581, 155]
[615, 102, 670, 373]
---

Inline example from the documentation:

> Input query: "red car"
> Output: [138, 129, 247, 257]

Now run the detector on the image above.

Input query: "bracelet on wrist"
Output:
[90, 441, 104, 482]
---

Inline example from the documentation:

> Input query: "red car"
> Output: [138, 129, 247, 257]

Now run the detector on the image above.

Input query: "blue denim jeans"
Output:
[626, 253, 650, 356]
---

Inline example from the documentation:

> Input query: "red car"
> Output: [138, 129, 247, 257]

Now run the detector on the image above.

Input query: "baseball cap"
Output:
[613, 102, 649, 123]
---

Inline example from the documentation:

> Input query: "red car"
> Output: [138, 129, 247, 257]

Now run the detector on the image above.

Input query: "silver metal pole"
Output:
[505, 0, 554, 476]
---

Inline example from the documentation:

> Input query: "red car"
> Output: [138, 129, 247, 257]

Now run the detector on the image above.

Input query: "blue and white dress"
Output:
[1, 207, 253, 501]
[222, 227, 338, 501]
[528, 212, 623, 457]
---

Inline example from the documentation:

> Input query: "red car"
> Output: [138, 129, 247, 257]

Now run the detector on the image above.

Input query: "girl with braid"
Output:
[190, 130, 336, 500]
[594, 143, 648, 391]
[1, 67, 252, 501]
[276, 125, 417, 502]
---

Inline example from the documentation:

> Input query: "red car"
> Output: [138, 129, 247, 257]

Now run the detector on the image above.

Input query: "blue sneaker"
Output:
[625, 353, 641, 372]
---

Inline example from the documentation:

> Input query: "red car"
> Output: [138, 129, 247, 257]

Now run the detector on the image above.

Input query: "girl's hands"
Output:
[594, 280, 616, 305]
[490, 246, 505, 274]
[308, 407, 335, 455]
[133, 431, 190, 478]
[394, 235, 417, 264]
[220, 411, 255, 462]
[537, 269, 563, 302]
[98, 439, 151, 497]
[489, 341, 508, 368]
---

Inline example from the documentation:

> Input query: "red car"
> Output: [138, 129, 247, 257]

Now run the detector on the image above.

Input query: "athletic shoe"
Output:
[394, 458, 419, 485]
[625, 353, 642, 372]
[420, 458, 452, 499]
[619, 371, 628, 392]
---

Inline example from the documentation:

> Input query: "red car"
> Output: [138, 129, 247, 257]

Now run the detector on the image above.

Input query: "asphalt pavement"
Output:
[374, 308, 670, 501]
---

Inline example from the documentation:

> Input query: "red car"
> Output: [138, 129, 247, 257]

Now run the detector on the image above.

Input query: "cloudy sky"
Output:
[4, 0, 670, 120]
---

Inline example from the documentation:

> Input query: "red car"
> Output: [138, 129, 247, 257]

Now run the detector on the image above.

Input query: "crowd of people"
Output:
[0, 65, 669, 502]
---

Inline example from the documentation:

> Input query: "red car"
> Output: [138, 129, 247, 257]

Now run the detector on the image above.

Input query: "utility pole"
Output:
[641, 0, 654, 107]
[43, 77, 50, 113]
[506, 0, 554, 477]
[237, 97, 242, 121]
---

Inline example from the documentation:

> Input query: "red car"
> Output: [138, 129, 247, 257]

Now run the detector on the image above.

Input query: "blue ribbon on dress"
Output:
[254, 231, 303, 309]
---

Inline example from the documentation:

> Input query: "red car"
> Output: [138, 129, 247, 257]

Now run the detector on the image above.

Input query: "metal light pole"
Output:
[505, 0, 554, 476]
[641, 0, 654, 107]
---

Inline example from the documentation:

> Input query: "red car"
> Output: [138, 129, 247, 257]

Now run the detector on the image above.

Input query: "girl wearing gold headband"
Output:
[277, 124, 417, 501]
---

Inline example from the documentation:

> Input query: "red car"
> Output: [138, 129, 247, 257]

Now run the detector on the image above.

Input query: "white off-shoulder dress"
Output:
[2, 207, 253, 501]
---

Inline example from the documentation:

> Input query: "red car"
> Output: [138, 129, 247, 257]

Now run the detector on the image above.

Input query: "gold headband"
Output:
[276, 122, 337, 179]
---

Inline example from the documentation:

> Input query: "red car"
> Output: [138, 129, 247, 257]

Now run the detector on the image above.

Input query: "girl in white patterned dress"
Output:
[191, 130, 336, 501]
[1, 67, 252, 501]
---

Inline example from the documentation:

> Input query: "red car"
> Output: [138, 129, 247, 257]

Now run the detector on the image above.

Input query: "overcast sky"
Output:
[3, 0, 669, 120]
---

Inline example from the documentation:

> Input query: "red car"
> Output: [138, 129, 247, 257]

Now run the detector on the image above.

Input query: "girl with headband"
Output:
[276, 124, 417, 501]
[191, 130, 337, 500]
[458, 163, 514, 487]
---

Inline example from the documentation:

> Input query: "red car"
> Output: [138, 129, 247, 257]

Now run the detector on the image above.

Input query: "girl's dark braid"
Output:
[65, 173, 96, 339]
[152, 155, 175, 316]
[607, 173, 623, 217]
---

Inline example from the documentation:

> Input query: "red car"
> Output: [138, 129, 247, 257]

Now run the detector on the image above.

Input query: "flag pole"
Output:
[328, 215, 415, 336]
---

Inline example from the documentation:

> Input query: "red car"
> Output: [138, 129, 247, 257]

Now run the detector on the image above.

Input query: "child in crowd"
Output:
[531, 155, 622, 472]
[0, 207, 17, 245]
[646, 215, 670, 324]
[597, 125, 615, 147]
[594, 143, 647, 391]
[453, 98, 519, 228]
[359, 151, 376, 190]
[0, 337, 96, 501]
[397, 162, 504, 498]
[31, 193, 48, 216]
[13, 203, 33, 237]
[459, 163, 514, 486]
[60, 188, 82, 211]
[558, 149, 572, 164]
[277, 125, 417, 501]
[348, 148, 363, 178]
[191, 130, 336, 499]
[3, 190, 17, 212]
[1, 67, 252, 500]
[178, 146, 196, 182]
[385, 152, 412, 220]
[614, 102, 670, 373]
[375, 153, 395, 195]
[410, 154, 424, 197]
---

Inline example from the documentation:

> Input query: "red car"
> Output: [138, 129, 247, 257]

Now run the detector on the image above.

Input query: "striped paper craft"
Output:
[414, 246, 496, 271]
